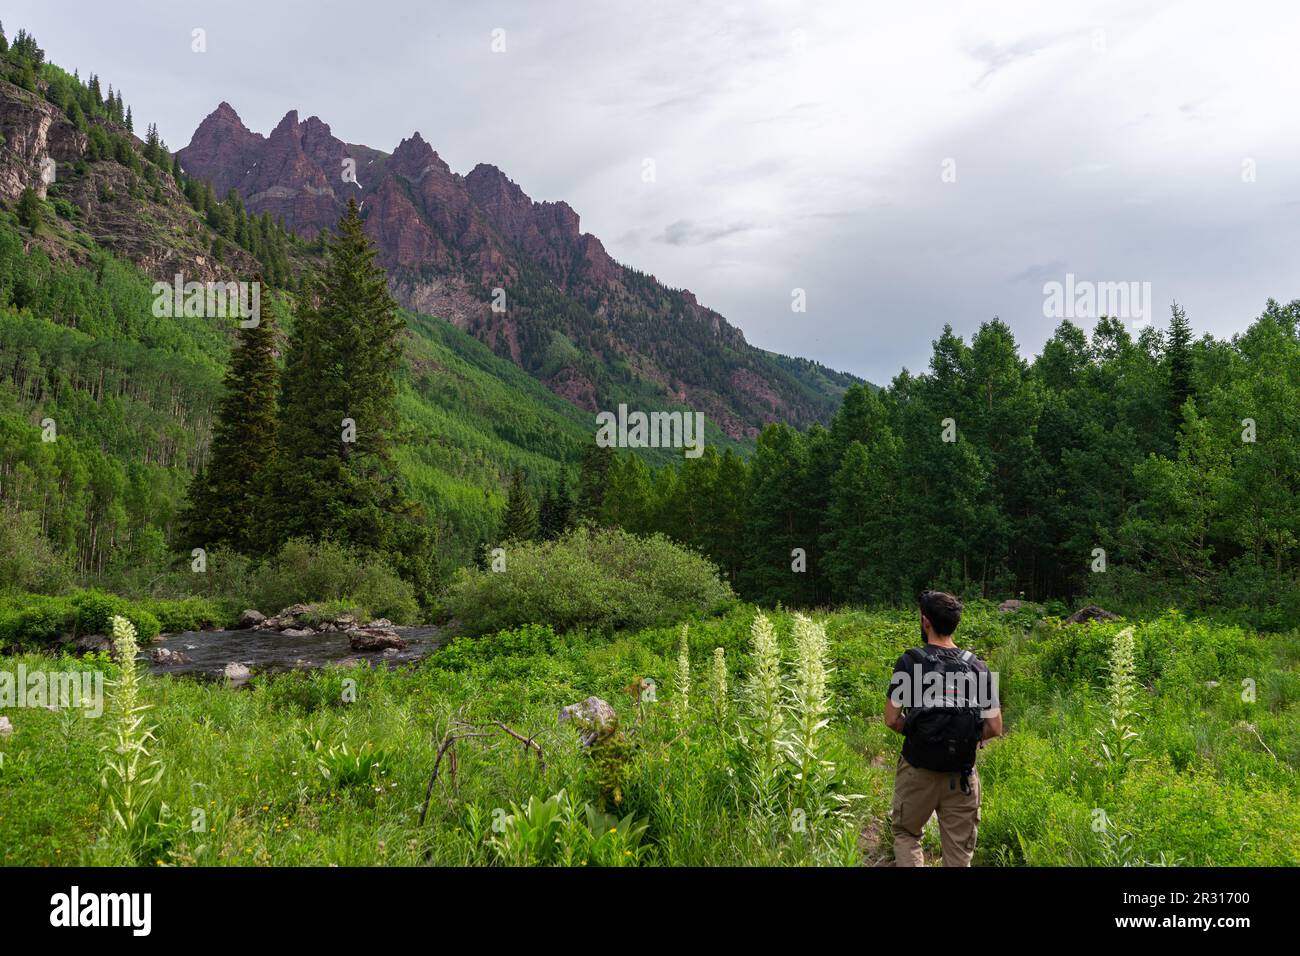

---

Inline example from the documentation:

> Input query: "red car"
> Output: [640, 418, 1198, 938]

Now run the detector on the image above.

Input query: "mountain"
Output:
[0, 36, 645, 573]
[177, 104, 860, 437]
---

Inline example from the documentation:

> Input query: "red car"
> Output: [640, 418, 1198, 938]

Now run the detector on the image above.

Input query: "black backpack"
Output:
[901, 646, 985, 775]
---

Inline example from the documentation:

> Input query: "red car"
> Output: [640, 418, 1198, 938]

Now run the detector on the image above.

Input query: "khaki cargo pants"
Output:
[891, 755, 980, 867]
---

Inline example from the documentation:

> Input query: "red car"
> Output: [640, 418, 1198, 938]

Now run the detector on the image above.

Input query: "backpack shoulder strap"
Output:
[904, 646, 932, 667]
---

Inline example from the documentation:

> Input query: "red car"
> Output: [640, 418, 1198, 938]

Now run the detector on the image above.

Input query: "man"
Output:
[884, 590, 1002, 867]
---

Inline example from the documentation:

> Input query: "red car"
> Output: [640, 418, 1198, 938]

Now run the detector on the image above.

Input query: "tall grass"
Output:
[1, 604, 1295, 866]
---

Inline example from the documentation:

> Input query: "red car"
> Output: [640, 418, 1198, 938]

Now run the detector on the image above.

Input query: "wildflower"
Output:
[674, 624, 691, 721]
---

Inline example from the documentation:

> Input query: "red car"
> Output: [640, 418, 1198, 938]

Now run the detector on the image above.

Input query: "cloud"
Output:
[9, 0, 1300, 384]
[657, 219, 756, 246]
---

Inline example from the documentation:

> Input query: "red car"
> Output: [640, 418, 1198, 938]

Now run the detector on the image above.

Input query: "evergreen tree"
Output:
[538, 469, 573, 540]
[261, 198, 413, 552]
[575, 442, 613, 523]
[1167, 302, 1194, 421]
[500, 468, 538, 543]
[179, 284, 280, 553]
[15, 187, 41, 233]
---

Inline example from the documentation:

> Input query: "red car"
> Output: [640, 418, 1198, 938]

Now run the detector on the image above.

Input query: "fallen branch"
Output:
[417, 719, 546, 826]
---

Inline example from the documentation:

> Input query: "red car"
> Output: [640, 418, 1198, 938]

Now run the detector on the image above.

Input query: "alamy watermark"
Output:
[1, 664, 104, 718]
[888, 661, 1001, 716]
[1043, 273, 1152, 327]
[595, 404, 706, 458]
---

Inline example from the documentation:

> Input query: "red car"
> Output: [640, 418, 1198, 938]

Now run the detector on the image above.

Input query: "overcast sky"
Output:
[9, 0, 1300, 383]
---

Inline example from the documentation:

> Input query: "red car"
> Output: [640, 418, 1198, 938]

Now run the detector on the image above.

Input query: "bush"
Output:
[442, 526, 735, 637]
[73, 590, 161, 641]
[0, 594, 76, 648]
[250, 538, 420, 624]
[139, 597, 227, 633]
[434, 623, 562, 671]
[0, 590, 169, 649]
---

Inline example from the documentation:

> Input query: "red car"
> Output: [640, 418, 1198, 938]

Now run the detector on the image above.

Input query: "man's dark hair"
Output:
[919, 590, 962, 636]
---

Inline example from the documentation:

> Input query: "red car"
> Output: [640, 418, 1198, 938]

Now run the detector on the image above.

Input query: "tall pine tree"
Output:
[180, 283, 280, 553]
[499, 468, 538, 543]
[261, 199, 414, 552]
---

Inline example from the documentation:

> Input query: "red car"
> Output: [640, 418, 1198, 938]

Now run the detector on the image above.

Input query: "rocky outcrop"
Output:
[253, 604, 315, 632]
[0, 79, 86, 203]
[71, 633, 114, 658]
[252, 604, 409, 651]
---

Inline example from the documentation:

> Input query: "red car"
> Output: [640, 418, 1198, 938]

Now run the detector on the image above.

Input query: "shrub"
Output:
[250, 538, 420, 624]
[73, 590, 161, 642]
[0, 594, 76, 648]
[434, 623, 561, 671]
[139, 597, 227, 633]
[443, 526, 735, 636]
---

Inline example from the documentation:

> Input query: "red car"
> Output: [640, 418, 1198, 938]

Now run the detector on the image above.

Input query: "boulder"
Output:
[72, 633, 114, 657]
[237, 609, 266, 628]
[348, 626, 407, 652]
[281, 628, 315, 638]
[0, 715, 12, 737]
[559, 696, 619, 748]
[998, 599, 1025, 614]
[223, 662, 251, 683]
[150, 647, 191, 665]
[1065, 605, 1120, 625]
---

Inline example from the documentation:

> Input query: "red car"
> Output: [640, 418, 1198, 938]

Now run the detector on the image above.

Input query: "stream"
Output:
[142, 626, 444, 680]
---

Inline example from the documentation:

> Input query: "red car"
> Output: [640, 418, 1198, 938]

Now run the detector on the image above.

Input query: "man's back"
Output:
[883, 591, 1002, 866]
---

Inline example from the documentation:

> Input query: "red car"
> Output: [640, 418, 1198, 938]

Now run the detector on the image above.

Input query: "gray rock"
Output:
[237, 609, 267, 628]
[223, 662, 251, 682]
[72, 633, 114, 658]
[281, 628, 315, 638]
[998, 599, 1025, 613]
[0, 715, 12, 737]
[559, 696, 619, 748]
[1065, 605, 1120, 625]
[348, 626, 407, 652]
[150, 647, 191, 665]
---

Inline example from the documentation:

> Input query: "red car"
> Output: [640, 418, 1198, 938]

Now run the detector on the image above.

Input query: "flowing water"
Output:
[142, 626, 444, 680]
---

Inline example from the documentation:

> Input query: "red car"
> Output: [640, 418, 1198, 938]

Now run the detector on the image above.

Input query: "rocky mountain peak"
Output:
[174, 102, 855, 435]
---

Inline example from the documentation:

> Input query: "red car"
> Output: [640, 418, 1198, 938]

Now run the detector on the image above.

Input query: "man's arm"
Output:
[981, 709, 1003, 740]
[884, 696, 906, 735]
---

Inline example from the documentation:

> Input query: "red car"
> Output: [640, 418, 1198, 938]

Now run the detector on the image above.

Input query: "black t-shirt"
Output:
[887, 644, 1000, 764]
